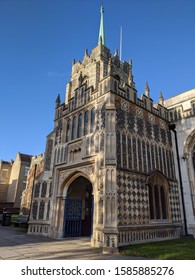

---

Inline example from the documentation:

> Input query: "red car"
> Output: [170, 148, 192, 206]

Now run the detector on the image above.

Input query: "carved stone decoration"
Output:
[55, 119, 62, 145]
[69, 141, 82, 152]
[105, 234, 117, 247]
[121, 101, 129, 112]
[98, 198, 103, 224]
[59, 165, 95, 189]
[88, 165, 95, 175]
[98, 169, 104, 194]
[136, 108, 143, 119]
[148, 113, 155, 124]
[59, 170, 72, 186]
[160, 120, 166, 129]
[45, 139, 53, 171]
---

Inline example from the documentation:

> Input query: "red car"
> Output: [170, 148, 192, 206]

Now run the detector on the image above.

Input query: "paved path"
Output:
[0, 225, 148, 260]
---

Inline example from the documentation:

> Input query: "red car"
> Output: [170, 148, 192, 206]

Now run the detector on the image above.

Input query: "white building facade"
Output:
[164, 89, 195, 237]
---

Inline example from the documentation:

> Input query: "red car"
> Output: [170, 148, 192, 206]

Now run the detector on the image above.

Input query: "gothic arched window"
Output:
[72, 116, 77, 140]
[148, 173, 169, 221]
[90, 107, 95, 133]
[84, 111, 89, 135]
[148, 183, 168, 221]
[66, 120, 70, 142]
[77, 113, 83, 138]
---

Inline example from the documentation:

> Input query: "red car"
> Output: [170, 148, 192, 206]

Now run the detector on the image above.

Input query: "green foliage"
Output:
[122, 238, 195, 260]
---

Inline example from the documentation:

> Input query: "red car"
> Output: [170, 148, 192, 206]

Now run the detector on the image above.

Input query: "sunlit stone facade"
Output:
[28, 41, 183, 249]
[164, 89, 195, 237]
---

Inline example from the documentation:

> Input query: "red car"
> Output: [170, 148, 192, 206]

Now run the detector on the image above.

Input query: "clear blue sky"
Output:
[0, 0, 195, 161]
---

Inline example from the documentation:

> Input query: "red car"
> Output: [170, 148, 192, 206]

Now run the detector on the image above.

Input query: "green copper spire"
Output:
[98, 3, 106, 46]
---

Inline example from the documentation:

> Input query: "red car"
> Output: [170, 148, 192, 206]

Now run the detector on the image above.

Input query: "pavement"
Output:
[0, 224, 149, 260]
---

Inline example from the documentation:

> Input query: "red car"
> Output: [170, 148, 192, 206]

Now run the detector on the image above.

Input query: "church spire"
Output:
[98, 3, 106, 46]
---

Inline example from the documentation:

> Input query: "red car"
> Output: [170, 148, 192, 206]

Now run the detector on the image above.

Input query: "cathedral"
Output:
[27, 5, 184, 250]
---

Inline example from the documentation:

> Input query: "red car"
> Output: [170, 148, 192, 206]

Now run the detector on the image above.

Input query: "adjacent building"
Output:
[6, 152, 32, 209]
[0, 160, 12, 203]
[164, 88, 195, 237]
[20, 154, 44, 215]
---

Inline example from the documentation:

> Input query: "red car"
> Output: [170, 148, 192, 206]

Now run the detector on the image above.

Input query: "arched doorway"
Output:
[64, 176, 93, 237]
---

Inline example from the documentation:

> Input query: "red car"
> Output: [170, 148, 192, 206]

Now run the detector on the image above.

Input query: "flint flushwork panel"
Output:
[117, 171, 149, 226]
[115, 100, 175, 179]
[169, 181, 181, 223]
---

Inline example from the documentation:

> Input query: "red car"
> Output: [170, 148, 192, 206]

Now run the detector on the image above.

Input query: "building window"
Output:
[84, 111, 89, 135]
[38, 200, 45, 220]
[148, 175, 168, 221]
[74, 90, 78, 108]
[103, 63, 107, 77]
[72, 116, 77, 140]
[66, 120, 70, 142]
[41, 182, 47, 198]
[32, 200, 38, 219]
[34, 183, 40, 198]
[46, 200, 51, 220]
[49, 182, 52, 197]
[77, 113, 83, 138]
[90, 107, 95, 133]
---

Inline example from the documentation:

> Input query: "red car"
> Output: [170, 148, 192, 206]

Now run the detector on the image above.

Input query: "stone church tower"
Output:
[28, 5, 182, 250]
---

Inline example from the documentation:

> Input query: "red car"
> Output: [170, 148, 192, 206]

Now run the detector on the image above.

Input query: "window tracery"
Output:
[148, 173, 169, 221]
